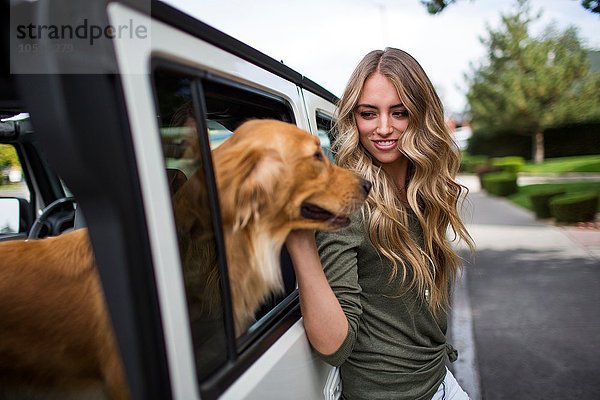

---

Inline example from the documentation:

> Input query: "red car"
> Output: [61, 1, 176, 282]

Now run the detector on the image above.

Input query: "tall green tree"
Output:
[465, 0, 600, 162]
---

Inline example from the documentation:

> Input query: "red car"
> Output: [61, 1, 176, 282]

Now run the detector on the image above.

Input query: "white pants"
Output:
[431, 368, 471, 400]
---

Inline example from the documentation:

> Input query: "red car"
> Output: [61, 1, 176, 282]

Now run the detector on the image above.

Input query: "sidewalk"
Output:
[449, 174, 600, 400]
[560, 225, 600, 260]
[457, 174, 600, 259]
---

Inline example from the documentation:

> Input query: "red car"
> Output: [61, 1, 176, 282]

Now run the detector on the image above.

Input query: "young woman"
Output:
[286, 48, 474, 399]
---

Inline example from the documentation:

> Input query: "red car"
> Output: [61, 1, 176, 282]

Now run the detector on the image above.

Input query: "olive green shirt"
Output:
[315, 210, 457, 400]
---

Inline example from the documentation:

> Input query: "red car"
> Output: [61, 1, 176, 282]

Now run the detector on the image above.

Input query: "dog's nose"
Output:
[360, 179, 372, 195]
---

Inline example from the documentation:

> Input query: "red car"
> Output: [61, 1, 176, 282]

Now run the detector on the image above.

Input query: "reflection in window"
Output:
[198, 78, 298, 345]
[207, 120, 232, 150]
[154, 67, 300, 383]
[316, 112, 335, 161]
[153, 70, 227, 381]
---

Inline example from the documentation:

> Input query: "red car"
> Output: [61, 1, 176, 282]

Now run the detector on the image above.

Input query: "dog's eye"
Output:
[313, 151, 324, 161]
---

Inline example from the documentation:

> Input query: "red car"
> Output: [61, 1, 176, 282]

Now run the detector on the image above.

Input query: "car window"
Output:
[207, 120, 232, 149]
[152, 65, 298, 388]
[0, 143, 31, 234]
[153, 70, 229, 383]
[0, 144, 30, 201]
[316, 111, 335, 162]
[199, 76, 298, 348]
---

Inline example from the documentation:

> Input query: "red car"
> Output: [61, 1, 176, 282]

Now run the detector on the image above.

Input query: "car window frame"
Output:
[150, 59, 304, 399]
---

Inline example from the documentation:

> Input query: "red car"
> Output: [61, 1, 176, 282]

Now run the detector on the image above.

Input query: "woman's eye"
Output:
[359, 112, 376, 119]
[393, 111, 408, 118]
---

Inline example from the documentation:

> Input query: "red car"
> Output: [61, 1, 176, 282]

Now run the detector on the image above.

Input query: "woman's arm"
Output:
[286, 229, 348, 355]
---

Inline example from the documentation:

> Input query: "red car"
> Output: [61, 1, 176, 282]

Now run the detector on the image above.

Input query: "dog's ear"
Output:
[234, 148, 283, 231]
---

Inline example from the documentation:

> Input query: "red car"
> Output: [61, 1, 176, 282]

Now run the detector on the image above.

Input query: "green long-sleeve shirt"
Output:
[315, 210, 457, 400]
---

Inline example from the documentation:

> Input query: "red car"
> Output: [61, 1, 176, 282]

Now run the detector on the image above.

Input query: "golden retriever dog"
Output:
[0, 119, 371, 399]
[0, 230, 125, 399]
[175, 119, 372, 336]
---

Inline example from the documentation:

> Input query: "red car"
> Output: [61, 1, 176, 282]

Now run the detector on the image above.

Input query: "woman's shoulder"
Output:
[340, 209, 367, 237]
[315, 209, 366, 248]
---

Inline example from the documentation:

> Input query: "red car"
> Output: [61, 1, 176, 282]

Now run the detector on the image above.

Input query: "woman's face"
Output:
[354, 72, 409, 170]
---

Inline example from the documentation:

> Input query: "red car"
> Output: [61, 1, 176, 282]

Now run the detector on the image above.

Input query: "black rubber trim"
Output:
[191, 78, 239, 359]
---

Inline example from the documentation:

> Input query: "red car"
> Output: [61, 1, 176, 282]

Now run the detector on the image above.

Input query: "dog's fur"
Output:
[0, 230, 126, 399]
[0, 119, 370, 399]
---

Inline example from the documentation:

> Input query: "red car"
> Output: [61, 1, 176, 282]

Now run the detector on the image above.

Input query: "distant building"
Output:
[453, 126, 472, 151]
[446, 115, 472, 151]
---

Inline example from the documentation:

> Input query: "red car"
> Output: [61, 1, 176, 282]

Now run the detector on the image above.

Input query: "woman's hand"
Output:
[285, 229, 317, 257]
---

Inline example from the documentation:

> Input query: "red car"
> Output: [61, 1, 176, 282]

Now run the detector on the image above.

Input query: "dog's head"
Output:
[214, 119, 371, 236]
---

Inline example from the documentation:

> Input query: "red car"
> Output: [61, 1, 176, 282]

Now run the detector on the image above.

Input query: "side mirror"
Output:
[0, 197, 31, 233]
[0, 197, 21, 233]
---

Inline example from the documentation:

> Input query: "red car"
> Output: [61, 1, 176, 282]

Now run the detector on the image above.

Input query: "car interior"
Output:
[0, 1, 339, 397]
[0, 113, 78, 242]
[0, 65, 303, 383]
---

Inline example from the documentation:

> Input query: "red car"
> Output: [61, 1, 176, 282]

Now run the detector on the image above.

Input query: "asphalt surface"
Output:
[449, 175, 600, 400]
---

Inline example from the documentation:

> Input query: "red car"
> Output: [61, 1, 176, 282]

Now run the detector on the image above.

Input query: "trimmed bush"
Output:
[549, 191, 599, 224]
[491, 156, 525, 173]
[460, 154, 489, 173]
[572, 159, 600, 173]
[475, 165, 503, 191]
[481, 172, 518, 196]
[529, 189, 566, 219]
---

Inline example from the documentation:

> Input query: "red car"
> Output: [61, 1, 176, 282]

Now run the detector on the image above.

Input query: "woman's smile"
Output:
[371, 139, 398, 151]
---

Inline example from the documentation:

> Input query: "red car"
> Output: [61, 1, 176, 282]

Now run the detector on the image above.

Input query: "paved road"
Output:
[449, 175, 600, 400]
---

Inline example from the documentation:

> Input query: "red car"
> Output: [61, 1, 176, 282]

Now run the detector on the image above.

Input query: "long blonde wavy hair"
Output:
[334, 48, 474, 315]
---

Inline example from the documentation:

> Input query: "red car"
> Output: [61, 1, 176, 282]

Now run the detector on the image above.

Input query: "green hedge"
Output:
[549, 191, 599, 224]
[481, 172, 518, 196]
[475, 165, 503, 191]
[460, 154, 489, 173]
[491, 156, 525, 173]
[529, 189, 566, 219]
[521, 155, 600, 174]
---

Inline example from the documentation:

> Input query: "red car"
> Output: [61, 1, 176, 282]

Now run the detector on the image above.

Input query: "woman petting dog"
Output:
[286, 48, 475, 400]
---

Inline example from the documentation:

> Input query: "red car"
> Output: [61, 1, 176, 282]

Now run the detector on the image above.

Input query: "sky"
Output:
[162, 0, 599, 115]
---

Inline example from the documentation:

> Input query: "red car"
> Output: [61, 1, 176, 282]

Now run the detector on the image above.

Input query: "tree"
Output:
[465, 0, 600, 162]
[420, 0, 457, 14]
[421, 0, 600, 14]
[581, 0, 600, 13]
[0, 144, 19, 169]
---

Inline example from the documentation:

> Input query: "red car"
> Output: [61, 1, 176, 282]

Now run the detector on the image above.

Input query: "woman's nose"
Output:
[376, 117, 393, 135]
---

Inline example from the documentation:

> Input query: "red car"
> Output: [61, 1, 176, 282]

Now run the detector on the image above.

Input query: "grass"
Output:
[465, 154, 600, 220]
[509, 181, 600, 211]
[521, 155, 600, 174]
